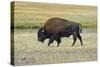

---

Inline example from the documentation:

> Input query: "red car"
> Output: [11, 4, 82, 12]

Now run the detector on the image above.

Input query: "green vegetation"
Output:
[13, 23, 43, 29]
[11, 1, 97, 29]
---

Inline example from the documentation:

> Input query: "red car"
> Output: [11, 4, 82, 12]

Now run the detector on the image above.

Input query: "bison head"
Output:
[37, 27, 47, 43]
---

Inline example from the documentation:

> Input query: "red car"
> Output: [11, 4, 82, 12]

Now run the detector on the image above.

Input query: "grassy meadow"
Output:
[11, 1, 97, 29]
[11, 1, 97, 66]
[13, 29, 97, 65]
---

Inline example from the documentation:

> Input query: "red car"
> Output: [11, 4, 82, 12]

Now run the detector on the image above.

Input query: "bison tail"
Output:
[79, 24, 82, 33]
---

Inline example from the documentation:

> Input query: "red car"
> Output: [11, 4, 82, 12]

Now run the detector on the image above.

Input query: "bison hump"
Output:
[44, 18, 70, 33]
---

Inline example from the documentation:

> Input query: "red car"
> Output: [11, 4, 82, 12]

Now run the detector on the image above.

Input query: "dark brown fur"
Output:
[38, 17, 83, 47]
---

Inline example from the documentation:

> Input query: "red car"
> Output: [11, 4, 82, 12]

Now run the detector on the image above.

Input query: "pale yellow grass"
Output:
[14, 29, 97, 66]
[11, 1, 97, 29]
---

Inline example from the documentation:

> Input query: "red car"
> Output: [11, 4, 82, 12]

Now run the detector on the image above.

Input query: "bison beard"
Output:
[37, 17, 83, 47]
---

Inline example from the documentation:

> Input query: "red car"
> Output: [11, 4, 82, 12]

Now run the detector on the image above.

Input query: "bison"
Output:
[37, 17, 83, 47]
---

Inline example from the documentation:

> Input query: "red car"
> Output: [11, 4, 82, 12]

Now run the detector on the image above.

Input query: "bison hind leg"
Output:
[77, 33, 83, 46]
[72, 32, 77, 46]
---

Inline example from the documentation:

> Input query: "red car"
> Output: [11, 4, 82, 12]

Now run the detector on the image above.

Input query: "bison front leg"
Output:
[48, 34, 56, 46]
[56, 38, 61, 47]
[48, 39, 54, 46]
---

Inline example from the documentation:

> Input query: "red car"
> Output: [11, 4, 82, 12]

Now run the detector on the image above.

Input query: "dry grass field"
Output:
[11, 1, 97, 29]
[11, 1, 97, 66]
[14, 29, 97, 66]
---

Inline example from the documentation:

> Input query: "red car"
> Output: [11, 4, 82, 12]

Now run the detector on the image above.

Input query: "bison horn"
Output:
[39, 27, 45, 33]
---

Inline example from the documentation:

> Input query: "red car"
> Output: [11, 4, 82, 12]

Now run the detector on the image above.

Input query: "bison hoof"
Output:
[48, 45, 50, 47]
[57, 46, 59, 47]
